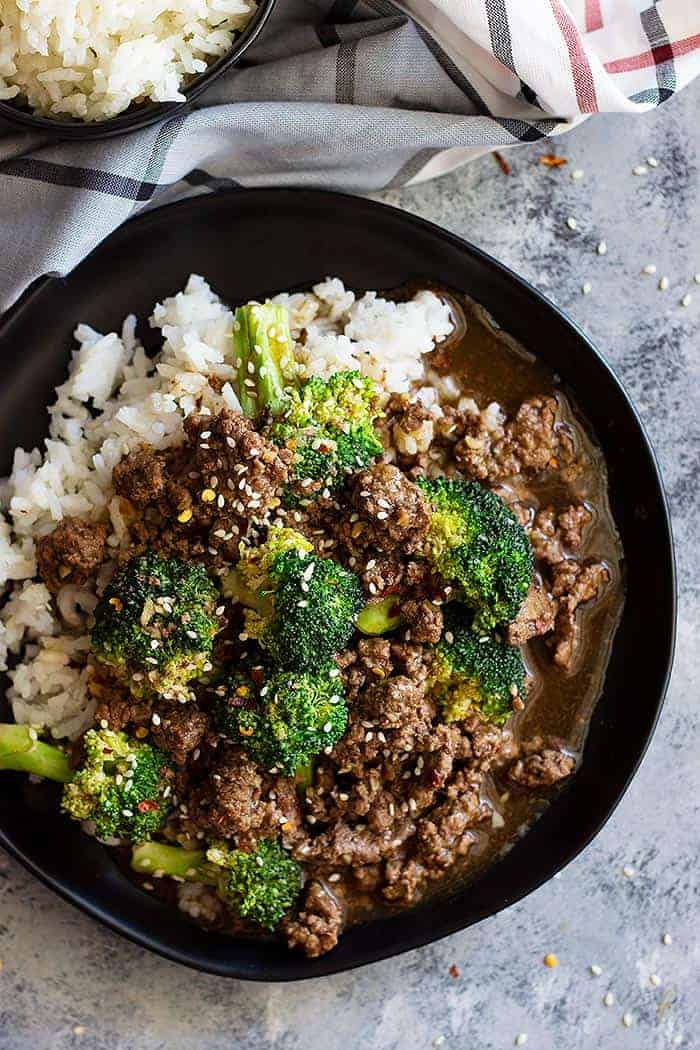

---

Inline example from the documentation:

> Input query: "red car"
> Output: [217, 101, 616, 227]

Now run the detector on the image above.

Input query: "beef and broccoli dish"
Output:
[0, 277, 623, 957]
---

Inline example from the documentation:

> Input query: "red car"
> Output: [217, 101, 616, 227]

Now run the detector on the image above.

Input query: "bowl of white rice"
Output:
[0, 0, 275, 137]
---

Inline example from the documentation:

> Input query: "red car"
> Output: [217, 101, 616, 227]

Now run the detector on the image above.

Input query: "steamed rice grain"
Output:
[0, 0, 257, 121]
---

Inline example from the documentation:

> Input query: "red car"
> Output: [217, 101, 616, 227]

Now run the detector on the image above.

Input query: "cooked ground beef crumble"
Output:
[32, 289, 622, 958]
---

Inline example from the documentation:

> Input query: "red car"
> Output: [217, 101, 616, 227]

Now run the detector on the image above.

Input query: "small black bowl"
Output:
[0, 0, 275, 140]
[0, 189, 676, 979]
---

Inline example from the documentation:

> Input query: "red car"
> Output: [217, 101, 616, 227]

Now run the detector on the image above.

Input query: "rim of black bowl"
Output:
[0, 190, 676, 980]
[0, 0, 276, 141]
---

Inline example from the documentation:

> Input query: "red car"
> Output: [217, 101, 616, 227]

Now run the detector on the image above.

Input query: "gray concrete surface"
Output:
[1, 84, 698, 1050]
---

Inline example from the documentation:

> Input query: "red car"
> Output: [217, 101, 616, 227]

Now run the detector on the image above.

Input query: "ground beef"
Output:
[36, 517, 107, 593]
[347, 463, 430, 555]
[506, 579, 558, 646]
[549, 560, 610, 669]
[93, 678, 153, 731]
[529, 504, 592, 565]
[454, 396, 569, 484]
[508, 739, 576, 789]
[282, 881, 343, 958]
[401, 598, 443, 643]
[190, 746, 301, 850]
[557, 503, 592, 550]
[357, 675, 435, 737]
[184, 409, 292, 547]
[112, 448, 166, 506]
[151, 705, 210, 767]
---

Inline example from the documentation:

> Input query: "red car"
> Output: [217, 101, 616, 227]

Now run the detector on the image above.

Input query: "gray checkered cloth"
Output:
[1, 0, 698, 311]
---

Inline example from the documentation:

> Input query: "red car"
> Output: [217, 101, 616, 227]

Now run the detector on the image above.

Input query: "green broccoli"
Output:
[131, 838, 302, 931]
[416, 477, 533, 632]
[61, 727, 172, 841]
[223, 526, 363, 671]
[91, 552, 221, 700]
[233, 301, 382, 499]
[0, 723, 72, 782]
[356, 594, 403, 636]
[430, 608, 526, 726]
[233, 301, 299, 418]
[0, 724, 172, 843]
[213, 661, 348, 775]
[270, 371, 384, 500]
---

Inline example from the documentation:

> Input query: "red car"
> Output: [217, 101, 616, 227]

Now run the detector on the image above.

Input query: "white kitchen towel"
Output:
[1, 0, 698, 311]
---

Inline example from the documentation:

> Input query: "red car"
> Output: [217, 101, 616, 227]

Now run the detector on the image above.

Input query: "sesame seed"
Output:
[658, 276, 669, 291]
[622, 1013, 634, 1028]
[566, 216, 578, 230]
[596, 241, 607, 255]
[694, 274, 700, 285]
[647, 156, 658, 167]
[604, 992, 615, 1007]
[376, 511, 388, 520]
[642, 264, 657, 275]
[650, 973, 661, 987]
[328, 873, 341, 883]
[633, 164, 648, 175]
[681, 293, 692, 307]
[571, 168, 584, 180]
[200, 430, 211, 439]
[590, 964, 602, 976]
[515, 1037, 528, 1047]
[623, 865, 635, 878]
[581, 281, 592, 295]
[433, 1037, 445, 1048]
[322, 722, 332, 733]
[151, 713, 161, 726]
[72, 1026, 87, 1037]
[662, 932, 672, 945]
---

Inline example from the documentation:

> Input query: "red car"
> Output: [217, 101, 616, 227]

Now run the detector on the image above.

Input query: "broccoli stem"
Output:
[0, 724, 73, 783]
[131, 842, 216, 883]
[356, 595, 403, 636]
[294, 761, 314, 791]
[233, 303, 296, 418]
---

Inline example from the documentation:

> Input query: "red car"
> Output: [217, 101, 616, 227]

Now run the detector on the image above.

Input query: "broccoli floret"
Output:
[91, 552, 221, 700]
[131, 838, 302, 931]
[0, 723, 72, 782]
[0, 724, 172, 841]
[207, 839, 302, 930]
[62, 728, 172, 842]
[233, 302, 299, 418]
[430, 608, 526, 726]
[270, 371, 383, 500]
[213, 662, 348, 775]
[223, 526, 363, 671]
[416, 477, 533, 632]
[232, 299, 382, 499]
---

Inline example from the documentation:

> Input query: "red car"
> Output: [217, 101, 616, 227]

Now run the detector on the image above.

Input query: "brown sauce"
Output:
[341, 291, 625, 926]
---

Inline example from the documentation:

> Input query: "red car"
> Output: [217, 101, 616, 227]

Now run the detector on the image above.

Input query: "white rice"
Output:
[0, 0, 256, 121]
[0, 275, 453, 738]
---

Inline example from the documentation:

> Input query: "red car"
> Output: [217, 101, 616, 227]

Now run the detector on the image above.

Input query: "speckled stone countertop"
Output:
[1, 84, 698, 1050]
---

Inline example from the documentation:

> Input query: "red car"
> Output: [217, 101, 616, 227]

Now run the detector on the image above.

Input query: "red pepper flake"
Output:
[449, 964, 461, 979]
[493, 151, 511, 175]
[137, 800, 160, 813]
[539, 154, 567, 168]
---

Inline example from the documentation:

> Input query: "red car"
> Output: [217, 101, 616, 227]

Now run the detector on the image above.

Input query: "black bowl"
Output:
[0, 0, 275, 140]
[0, 189, 676, 980]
